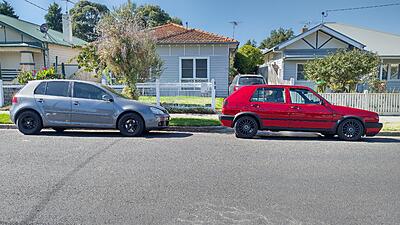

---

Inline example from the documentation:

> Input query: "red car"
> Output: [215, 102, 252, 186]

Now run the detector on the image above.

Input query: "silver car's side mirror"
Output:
[102, 95, 113, 102]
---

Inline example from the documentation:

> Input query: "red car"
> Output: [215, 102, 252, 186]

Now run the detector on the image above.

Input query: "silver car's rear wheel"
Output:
[118, 113, 145, 137]
[17, 111, 42, 135]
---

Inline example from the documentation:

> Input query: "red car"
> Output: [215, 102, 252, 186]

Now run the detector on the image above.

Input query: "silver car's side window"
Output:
[46, 81, 70, 97]
[34, 82, 47, 95]
[73, 82, 109, 100]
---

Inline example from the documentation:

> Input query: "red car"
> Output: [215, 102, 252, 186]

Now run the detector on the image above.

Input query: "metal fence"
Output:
[110, 79, 217, 110]
[321, 93, 400, 115]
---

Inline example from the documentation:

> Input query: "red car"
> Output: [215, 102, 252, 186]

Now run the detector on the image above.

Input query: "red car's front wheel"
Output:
[337, 119, 364, 141]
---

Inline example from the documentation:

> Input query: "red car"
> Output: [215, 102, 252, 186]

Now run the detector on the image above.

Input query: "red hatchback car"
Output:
[220, 85, 382, 141]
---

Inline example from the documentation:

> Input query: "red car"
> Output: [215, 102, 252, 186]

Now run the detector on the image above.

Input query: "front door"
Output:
[34, 81, 72, 125]
[71, 82, 115, 127]
[288, 88, 334, 130]
[248, 87, 290, 129]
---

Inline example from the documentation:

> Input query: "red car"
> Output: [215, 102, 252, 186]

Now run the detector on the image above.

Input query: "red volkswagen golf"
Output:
[220, 85, 382, 141]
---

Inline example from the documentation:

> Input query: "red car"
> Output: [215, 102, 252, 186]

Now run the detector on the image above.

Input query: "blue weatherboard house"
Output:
[260, 23, 400, 92]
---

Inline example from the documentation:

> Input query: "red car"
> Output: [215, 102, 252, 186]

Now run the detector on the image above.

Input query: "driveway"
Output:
[0, 130, 399, 225]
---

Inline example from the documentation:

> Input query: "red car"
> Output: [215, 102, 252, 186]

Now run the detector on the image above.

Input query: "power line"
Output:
[322, 2, 400, 22]
[24, 0, 47, 12]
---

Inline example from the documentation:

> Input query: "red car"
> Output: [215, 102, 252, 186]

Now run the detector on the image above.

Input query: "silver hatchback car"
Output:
[10, 80, 170, 136]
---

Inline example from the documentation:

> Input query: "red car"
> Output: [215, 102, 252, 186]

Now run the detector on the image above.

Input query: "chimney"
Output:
[62, 13, 73, 43]
[301, 25, 309, 33]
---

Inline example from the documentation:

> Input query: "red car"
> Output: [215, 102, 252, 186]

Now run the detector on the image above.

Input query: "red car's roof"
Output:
[243, 84, 313, 89]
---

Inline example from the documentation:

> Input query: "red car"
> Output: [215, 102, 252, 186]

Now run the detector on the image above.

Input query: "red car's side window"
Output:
[250, 88, 286, 103]
[289, 88, 322, 105]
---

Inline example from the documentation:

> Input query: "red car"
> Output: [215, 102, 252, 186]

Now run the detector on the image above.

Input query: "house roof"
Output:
[149, 23, 239, 46]
[0, 14, 86, 47]
[324, 22, 400, 57]
[263, 22, 400, 57]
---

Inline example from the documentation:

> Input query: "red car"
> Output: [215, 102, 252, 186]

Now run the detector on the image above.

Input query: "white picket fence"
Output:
[320, 93, 400, 115]
[111, 79, 217, 110]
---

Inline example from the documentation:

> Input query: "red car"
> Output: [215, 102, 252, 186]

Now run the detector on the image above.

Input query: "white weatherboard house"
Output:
[150, 23, 239, 97]
[261, 23, 400, 92]
[0, 14, 86, 82]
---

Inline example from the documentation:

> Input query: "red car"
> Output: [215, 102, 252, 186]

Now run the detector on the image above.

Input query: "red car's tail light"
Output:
[233, 86, 239, 91]
[11, 96, 18, 104]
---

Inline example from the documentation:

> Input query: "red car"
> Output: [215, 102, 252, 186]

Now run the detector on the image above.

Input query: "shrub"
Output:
[17, 67, 59, 84]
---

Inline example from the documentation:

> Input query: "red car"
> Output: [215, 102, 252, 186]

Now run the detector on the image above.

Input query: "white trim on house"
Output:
[178, 56, 210, 83]
[263, 24, 366, 54]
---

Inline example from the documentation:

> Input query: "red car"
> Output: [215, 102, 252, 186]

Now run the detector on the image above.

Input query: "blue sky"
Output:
[11, 0, 400, 45]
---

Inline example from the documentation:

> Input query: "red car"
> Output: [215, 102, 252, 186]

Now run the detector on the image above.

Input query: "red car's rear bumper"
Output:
[219, 115, 234, 127]
[365, 122, 383, 136]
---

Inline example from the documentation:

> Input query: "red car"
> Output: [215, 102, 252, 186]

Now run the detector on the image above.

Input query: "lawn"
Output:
[382, 122, 400, 131]
[0, 114, 12, 124]
[169, 118, 221, 126]
[139, 96, 224, 109]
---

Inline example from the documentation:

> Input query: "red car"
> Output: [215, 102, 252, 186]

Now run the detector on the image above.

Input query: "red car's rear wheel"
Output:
[234, 116, 258, 138]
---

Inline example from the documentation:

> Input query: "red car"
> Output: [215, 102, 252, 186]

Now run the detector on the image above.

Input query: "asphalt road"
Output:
[0, 129, 400, 225]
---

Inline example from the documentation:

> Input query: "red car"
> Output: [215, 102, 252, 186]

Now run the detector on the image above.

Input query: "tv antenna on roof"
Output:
[229, 21, 242, 39]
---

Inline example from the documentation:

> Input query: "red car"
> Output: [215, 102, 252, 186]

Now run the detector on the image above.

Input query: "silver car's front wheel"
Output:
[118, 113, 145, 137]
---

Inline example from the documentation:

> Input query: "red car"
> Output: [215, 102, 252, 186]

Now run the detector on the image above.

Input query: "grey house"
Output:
[150, 23, 239, 97]
[261, 23, 400, 92]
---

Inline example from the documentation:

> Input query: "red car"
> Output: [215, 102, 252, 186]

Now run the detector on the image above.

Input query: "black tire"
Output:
[53, 128, 66, 133]
[118, 113, 145, 137]
[16, 111, 42, 135]
[337, 119, 364, 141]
[234, 116, 258, 138]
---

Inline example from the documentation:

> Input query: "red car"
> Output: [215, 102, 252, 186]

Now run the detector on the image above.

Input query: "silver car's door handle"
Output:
[37, 98, 44, 103]
[73, 101, 79, 106]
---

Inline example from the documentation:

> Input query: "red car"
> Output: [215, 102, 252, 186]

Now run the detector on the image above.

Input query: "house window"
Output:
[390, 64, 400, 80]
[196, 59, 208, 79]
[381, 64, 389, 80]
[180, 58, 208, 81]
[296, 64, 306, 80]
[181, 59, 194, 79]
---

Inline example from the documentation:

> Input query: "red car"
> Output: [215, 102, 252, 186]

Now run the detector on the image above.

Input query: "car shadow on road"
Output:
[36, 130, 193, 139]
[254, 132, 400, 143]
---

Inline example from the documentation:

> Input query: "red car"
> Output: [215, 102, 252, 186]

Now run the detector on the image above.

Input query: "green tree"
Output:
[45, 2, 62, 32]
[0, 0, 18, 18]
[234, 44, 264, 74]
[134, 4, 182, 28]
[304, 49, 380, 93]
[96, 1, 163, 99]
[69, 0, 109, 42]
[245, 39, 257, 47]
[259, 28, 294, 49]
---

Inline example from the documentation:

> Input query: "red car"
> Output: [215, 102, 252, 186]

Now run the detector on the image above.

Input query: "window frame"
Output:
[296, 63, 306, 81]
[34, 82, 47, 95]
[249, 87, 286, 104]
[72, 82, 113, 101]
[179, 57, 210, 82]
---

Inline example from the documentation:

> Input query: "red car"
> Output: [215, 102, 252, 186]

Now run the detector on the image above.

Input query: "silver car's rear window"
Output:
[239, 77, 265, 85]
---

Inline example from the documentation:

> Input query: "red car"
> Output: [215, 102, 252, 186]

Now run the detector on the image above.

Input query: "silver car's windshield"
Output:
[102, 85, 130, 99]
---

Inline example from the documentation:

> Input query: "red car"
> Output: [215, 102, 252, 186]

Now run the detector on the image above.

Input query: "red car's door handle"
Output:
[291, 106, 300, 110]
[251, 104, 260, 108]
